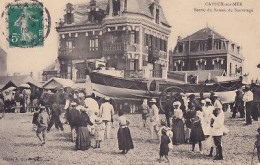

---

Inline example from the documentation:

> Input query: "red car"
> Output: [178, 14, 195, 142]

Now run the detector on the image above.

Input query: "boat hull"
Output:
[89, 72, 242, 103]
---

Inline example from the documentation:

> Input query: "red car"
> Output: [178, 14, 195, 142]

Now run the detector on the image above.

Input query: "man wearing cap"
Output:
[36, 106, 49, 146]
[100, 97, 114, 139]
[149, 98, 160, 139]
[243, 86, 254, 125]
[66, 102, 80, 142]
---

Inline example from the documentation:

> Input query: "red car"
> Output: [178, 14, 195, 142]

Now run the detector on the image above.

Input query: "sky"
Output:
[0, 0, 260, 80]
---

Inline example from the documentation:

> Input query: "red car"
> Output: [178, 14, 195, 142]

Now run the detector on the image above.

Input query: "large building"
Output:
[56, 0, 171, 81]
[0, 47, 7, 77]
[169, 27, 244, 80]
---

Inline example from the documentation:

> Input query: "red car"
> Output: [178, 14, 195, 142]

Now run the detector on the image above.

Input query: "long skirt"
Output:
[76, 127, 91, 150]
[190, 123, 205, 143]
[117, 127, 134, 151]
[172, 119, 185, 145]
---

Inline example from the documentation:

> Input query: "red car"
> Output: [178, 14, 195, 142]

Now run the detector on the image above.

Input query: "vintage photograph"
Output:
[0, 0, 260, 164]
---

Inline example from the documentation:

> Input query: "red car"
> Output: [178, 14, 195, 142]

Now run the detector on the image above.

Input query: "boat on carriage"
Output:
[87, 68, 244, 111]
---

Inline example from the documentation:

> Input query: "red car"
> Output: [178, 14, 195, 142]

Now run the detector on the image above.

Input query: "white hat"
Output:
[71, 102, 77, 106]
[205, 98, 211, 103]
[173, 101, 181, 106]
[201, 100, 206, 104]
[212, 94, 218, 97]
[104, 97, 110, 101]
[149, 98, 156, 103]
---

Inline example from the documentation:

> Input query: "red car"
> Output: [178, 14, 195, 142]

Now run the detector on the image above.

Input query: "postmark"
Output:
[1, 0, 51, 48]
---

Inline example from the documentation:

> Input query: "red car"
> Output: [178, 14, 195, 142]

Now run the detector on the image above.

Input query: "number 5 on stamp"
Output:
[8, 3, 44, 47]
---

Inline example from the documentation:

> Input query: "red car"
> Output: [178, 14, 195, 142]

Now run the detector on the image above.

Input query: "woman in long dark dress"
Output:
[75, 106, 93, 150]
[172, 101, 185, 145]
[190, 111, 205, 152]
[117, 111, 134, 154]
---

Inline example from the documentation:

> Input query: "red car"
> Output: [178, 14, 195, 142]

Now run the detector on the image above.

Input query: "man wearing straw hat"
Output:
[100, 97, 114, 139]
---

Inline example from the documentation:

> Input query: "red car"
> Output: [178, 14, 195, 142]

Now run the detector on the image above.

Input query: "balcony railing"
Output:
[150, 70, 162, 78]
[103, 42, 139, 52]
[124, 70, 143, 78]
[58, 48, 75, 56]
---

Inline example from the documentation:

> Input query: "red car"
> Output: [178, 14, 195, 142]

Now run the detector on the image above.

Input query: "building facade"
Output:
[0, 47, 7, 77]
[169, 27, 244, 77]
[56, 0, 171, 81]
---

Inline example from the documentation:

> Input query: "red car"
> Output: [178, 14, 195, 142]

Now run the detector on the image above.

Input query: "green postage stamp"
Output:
[8, 3, 44, 47]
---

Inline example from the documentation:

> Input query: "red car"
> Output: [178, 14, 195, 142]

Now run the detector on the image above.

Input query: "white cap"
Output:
[173, 101, 181, 106]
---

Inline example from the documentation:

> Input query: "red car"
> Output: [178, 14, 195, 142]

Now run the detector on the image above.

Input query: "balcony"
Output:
[150, 70, 162, 78]
[148, 47, 160, 61]
[103, 42, 140, 53]
[124, 70, 143, 78]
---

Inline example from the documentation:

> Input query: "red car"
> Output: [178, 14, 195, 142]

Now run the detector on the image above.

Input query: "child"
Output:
[32, 107, 39, 131]
[158, 119, 173, 148]
[190, 111, 205, 153]
[94, 117, 105, 148]
[159, 128, 170, 163]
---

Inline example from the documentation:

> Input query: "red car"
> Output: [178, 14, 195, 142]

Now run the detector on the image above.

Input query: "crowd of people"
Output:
[140, 93, 227, 161]
[1, 83, 260, 163]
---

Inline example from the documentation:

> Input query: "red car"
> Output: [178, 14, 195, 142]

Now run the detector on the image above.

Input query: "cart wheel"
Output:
[159, 86, 184, 113]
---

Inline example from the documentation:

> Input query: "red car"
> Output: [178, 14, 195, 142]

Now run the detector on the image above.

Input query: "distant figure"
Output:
[66, 102, 80, 142]
[148, 98, 160, 139]
[211, 108, 225, 160]
[172, 101, 185, 145]
[140, 99, 149, 127]
[94, 117, 105, 148]
[243, 86, 254, 125]
[232, 89, 244, 118]
[159, 128, 171, 163]
[100, 97, 114, 139]
[75, 106, 93, 150]
[117, 111, 134, 154]
[36, 106, 49, 146]
[190, 111, 205, 153]
[251, 83, 260, 121]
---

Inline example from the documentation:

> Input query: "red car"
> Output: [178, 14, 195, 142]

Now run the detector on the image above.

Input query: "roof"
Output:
[0, 75, 37, 86]
[42, 78, 74, 89]
[179, 27, 225, 42]
[74, 0, 170, 27]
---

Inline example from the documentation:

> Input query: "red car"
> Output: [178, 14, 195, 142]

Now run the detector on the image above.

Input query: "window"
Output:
[145, 34, 149, 46]
[198, 43, 206, 51]
[178, 44, 183, 53]
[129, 59, 138, 71]
[230, 63, 232, 75]
[196, 59, 206, 71]
[215, 41, 222, 50]
[89, 36, 99, 51]
[66, 40, 74, 49]
[174, 60, 184, 71]
[156, 8, 159, 24]
[130, 31, 138, 44]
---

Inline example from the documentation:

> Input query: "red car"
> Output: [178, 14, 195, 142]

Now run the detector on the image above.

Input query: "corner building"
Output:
[57, 0, 171, 81]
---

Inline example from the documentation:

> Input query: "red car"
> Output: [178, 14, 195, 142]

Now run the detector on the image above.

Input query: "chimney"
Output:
[30, 72, 33, 78]
[64, 3, 74, 24]
[177, 36, 182, 41]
